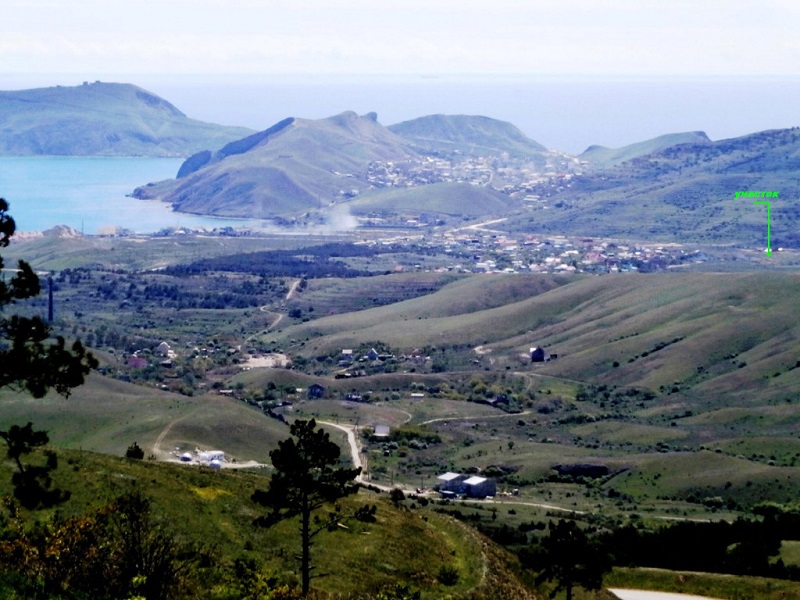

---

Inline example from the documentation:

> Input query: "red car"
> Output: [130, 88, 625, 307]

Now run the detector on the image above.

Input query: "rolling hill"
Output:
[0, 372, 291, 462]
[579, 131, 711, 168]
[389, 114, 548, 163]
[0, 81, 253, 157]
[263, 271, 800, 405]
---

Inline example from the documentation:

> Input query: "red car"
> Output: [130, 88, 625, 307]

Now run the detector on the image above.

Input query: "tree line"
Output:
[163, 242, 407, 279]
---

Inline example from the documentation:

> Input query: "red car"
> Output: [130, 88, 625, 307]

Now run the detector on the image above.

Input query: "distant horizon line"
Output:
[3, 72, 800, 86]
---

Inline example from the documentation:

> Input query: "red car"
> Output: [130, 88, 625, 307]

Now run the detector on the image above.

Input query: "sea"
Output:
[1, 75, 799, 234]
[0, 157, 258, 235]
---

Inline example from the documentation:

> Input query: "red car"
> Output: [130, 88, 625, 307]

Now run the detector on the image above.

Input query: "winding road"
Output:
[318, 419, 585, 513]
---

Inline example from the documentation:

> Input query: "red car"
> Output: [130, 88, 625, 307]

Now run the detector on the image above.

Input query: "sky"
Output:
[1, 1, 799, 151]
[2, 0, 799, 78]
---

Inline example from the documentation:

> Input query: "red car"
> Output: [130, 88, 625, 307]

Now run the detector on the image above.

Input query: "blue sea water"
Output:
[0, 157, 257, 234]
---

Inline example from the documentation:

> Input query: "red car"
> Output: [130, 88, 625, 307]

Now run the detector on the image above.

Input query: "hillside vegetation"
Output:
[517, 127, 800, 245]
[0, 82, 253, 157]
[264, 271, 800, 399]
[0, 448, 536, 599]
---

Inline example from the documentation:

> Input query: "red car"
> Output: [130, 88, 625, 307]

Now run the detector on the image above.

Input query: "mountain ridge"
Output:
[389, 113, 548, 162]
[511, 126, 800, 246]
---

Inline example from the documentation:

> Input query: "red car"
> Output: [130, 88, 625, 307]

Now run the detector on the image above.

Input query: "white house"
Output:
[437, 472, 466, 493]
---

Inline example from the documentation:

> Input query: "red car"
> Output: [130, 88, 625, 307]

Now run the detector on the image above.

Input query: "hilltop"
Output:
[0, 81, 253, 157]
[389, 114, 548, 163]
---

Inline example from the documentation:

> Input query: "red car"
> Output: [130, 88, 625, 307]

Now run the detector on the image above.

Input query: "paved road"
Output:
[609, 589, 721, 600]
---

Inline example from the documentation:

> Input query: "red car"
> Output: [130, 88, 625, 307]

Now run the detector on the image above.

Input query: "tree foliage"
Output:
[0, 198, 97, 398]
[126, 441, 146, 460]
[251, 418, 363, 596]
[0, 422, 69, 509]
[0, 490, 195, 600]
[528, 519, 611, 600]
[0, 198, 97, 510]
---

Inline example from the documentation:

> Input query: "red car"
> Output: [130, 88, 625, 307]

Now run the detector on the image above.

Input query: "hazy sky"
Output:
[3, 0, 799, 78]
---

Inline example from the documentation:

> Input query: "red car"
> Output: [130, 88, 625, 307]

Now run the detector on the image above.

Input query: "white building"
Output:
[463, 476, 496, 498]
[437, 472, 466, 493]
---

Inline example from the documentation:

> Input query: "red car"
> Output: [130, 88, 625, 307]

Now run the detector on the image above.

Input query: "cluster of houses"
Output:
[401, 228, 692, 275]
[436, 472, 497, 499]
[177, 449, 225, 469]
[338, 347, 431, 371]
[125, 340, 177, 370]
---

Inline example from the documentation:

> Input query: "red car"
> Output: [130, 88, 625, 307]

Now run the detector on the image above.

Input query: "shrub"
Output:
[437, 565, 459, 586]
[125, 441, 145, 460]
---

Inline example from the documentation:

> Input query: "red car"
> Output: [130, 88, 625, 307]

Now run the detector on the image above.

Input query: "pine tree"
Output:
[0, 198, 97, 507]
[251, 418, 363, 596]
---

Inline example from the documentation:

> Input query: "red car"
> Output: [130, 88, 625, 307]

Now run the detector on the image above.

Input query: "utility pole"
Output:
[47, 276, 54, 323]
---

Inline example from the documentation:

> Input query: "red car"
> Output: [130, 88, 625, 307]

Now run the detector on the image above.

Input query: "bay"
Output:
[0, 157, 258, 234]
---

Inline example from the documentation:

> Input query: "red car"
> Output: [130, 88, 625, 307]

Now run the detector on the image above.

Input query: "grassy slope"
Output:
[264, 273, 575, 353]
[0, 374, 289, 462]
[265, 271, 800, 400]
[255, 271, 800, 508]
[0, 448, 536, 599]
[347, 181, 520, 217]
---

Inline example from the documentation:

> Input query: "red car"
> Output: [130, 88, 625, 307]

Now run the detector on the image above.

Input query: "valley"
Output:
[3, 217, 800, 597]
[2, 82, 800, 599]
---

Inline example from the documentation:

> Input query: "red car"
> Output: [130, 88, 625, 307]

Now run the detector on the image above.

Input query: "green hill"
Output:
[579, 131, 711, 168]
[251, 270, 800, 511]
[389, 114, 548, 162]
[514, 127, 800, 246]
[0, 81, 253, 157]
[263, 271, 800, 403]
[134, 111, 418, 218]
[0, 373, 291, 462]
